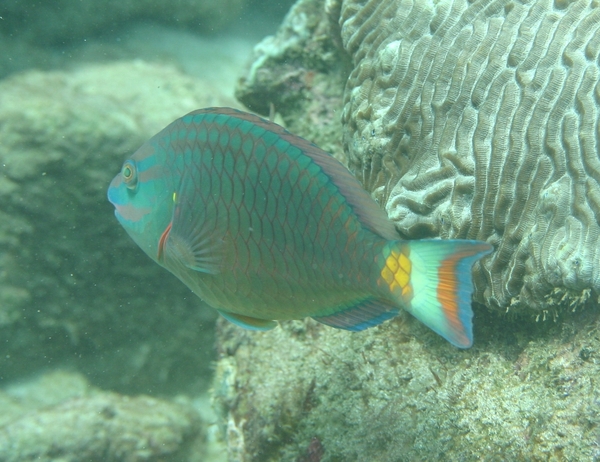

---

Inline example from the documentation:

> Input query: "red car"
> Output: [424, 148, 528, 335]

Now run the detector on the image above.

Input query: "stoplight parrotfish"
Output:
[107, 108, 492, 348]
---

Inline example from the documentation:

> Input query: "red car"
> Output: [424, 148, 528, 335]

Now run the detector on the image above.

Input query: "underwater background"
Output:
[1, 0, 600, 461]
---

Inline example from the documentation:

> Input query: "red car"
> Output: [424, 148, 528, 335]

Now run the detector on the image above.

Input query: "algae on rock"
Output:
[236, 0, 351, 161]
[0, 371, 207, 462]
[213, 313, 600, 461]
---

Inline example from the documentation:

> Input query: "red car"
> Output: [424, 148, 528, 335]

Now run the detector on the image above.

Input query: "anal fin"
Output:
[312, 298, 399, 332]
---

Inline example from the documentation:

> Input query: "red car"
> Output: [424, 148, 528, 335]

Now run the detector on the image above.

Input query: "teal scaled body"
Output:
[108, 108, 492, 347]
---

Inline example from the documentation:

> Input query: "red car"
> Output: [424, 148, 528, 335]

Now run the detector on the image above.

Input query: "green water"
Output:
[2, 0, 600, 461]
[0, 1, 291, 460]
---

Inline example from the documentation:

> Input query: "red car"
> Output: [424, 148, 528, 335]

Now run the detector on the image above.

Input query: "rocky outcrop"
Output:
[0, 61, 237, 391]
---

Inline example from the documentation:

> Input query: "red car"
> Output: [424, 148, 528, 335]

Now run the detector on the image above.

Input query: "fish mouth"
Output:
[107, 175, 152, 223]
[107, 174, 123, 207]
[112, 201, 153, 224]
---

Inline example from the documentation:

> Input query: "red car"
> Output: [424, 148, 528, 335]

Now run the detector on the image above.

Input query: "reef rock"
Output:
[213, 313, 600, 461]
[0, 372, 206, 462]
[0, 61, 237, 391]
[340, 0, 600, 314]
[235, 0, 351, 159]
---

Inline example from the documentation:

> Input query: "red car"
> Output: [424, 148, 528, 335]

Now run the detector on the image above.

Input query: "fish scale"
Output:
[180, 115, 363, 314]
[108, 107, 493, 347]
[204, 119, 344, 304]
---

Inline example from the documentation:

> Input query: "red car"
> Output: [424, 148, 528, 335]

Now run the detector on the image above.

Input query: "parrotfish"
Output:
[107, 108, 492, 348]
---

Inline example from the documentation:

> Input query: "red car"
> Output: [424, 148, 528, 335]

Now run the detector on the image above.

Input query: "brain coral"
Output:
[340, 0, 600, 314]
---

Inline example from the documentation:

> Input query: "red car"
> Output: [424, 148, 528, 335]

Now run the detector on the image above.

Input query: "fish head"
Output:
[107, 142, 174, 263]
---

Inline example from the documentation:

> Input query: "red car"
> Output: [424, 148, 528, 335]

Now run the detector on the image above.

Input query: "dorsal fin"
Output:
[184, 107, 399, 241]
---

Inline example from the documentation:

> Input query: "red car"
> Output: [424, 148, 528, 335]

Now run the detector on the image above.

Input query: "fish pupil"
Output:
[123, 165, 132, 179]
[122, 162, 137, 189]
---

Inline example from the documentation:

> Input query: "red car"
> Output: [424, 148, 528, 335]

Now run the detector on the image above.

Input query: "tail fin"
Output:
[382, 239, 492, 348]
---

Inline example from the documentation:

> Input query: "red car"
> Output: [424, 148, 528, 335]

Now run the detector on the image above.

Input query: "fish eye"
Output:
[122, 161, 138, 190]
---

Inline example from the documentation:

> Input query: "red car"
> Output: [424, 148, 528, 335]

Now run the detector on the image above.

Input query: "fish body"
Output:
[108, 108, 492, 347]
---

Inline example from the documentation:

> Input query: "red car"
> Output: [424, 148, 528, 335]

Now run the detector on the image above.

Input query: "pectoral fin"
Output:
[157, 172, 224, 274]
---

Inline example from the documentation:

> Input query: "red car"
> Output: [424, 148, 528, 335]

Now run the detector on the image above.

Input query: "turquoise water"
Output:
[2, 0, 600, 461]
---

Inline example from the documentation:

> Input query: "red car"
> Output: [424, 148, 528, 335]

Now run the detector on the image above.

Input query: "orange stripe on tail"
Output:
[436, 247, 484, 346]
[385, 240, 492, 348]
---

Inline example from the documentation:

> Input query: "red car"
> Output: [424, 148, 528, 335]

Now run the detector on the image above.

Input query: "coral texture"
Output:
[340, 0, 600, 313]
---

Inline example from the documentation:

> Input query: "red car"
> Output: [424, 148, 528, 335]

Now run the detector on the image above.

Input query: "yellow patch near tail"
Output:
[380, 249, 413, 298]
